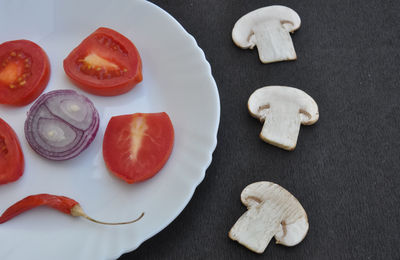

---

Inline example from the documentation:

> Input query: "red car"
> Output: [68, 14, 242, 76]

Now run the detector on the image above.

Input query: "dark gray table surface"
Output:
[120, 0, 400, 259]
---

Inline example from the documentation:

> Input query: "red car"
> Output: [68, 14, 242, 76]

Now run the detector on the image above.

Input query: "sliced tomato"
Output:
[0, 118, 24, 184]
[0, 40, 50, 106]
[63, 27, 142, 96]
[103, 113, 174, 183]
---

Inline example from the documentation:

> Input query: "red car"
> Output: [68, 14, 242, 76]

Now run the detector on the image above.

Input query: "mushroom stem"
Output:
[252, 21, 297, 63]
[259, 106, 301, 150]
[229, 201, 282, 254]
[70, 204, 144, 225]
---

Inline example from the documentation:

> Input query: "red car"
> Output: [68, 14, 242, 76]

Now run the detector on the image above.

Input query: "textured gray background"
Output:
[120, 0, 400, 259]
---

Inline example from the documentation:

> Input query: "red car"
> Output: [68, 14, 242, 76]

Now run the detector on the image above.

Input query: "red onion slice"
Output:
[24, 90, 99, 160]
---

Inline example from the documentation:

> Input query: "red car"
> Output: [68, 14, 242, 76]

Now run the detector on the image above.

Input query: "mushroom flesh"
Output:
[229, 181, 309, 254]
[232, 5, 301, 63]
[248, 86, 319, 150]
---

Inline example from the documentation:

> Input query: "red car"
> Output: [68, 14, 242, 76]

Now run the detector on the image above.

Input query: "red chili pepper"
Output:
[0, 194, 144, 225]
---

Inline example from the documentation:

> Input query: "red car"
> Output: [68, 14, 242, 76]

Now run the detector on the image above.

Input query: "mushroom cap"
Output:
[232, 5, 301, 49]
[248, 86, 319, 125]
[240, 181, 309, 247]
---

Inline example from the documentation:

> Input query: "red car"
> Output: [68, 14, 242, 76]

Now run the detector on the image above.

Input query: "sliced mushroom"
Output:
[229, 181, 309, 254]
[232, 5, 301, 63]
[248, 86, 319, 150]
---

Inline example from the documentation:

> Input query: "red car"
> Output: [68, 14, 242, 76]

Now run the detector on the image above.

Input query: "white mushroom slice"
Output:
[229, 181, 309, 254]
[248, 86, 319, 150]
[232, 5, 301, 63]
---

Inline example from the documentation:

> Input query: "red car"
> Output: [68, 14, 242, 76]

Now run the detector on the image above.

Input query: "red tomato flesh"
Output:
[0, 118, 24, 184]
[0, 40, 50, 106]
[63, 27, 142, 96]
[103, 113, 174, 183]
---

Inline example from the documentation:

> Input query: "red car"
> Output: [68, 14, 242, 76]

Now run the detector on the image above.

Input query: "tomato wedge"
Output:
[0, 118, 24, 184]
[63, 27, 142, 96]
[0, 40, 50, 106]
[103, 113, 174, 183]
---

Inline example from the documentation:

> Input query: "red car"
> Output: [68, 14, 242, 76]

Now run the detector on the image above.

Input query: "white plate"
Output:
[0, 0, 220, 259]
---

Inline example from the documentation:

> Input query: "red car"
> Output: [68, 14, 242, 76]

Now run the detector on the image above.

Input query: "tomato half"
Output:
[103, 113, 174, 183]
[0, 40, 50, 106]
[63, 27, 142, 96]
[0, 118, 24, 184]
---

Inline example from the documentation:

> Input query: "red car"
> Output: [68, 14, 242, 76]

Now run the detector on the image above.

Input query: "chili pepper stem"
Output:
[70, 204, 144, 225]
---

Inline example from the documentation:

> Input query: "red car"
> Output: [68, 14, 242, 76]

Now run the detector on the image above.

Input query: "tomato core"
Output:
[78, 53, 126, 80]
[0, 51, 32, 89]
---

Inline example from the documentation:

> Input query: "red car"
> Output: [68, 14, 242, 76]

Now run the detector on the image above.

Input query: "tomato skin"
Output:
[103, 113, 174, 183]
[0, 118, 24, 184]
[0, 40, 50, 106]
[63, 27, 143, 96]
